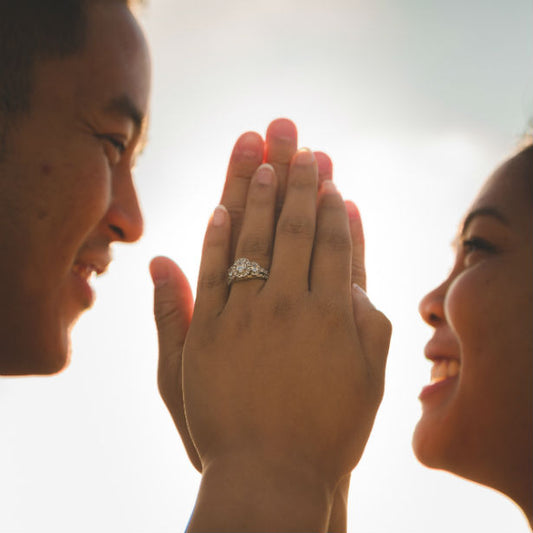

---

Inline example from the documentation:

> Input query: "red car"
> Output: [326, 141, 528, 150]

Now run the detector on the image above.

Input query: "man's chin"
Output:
[0, 348, 70, 376]
[0, 322, 72, 376]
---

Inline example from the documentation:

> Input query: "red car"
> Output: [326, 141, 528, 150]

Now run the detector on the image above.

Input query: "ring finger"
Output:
[228, 163, 278, 297]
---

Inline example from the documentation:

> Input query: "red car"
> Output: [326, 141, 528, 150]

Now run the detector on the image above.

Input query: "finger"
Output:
[265, 118, 298, 212]
[309, 181, 352, 295]
[195, 204, 232, 317]
[351, 284, 392, 387]
[269, 149, 318, 291]
[150, 256, 202, 472]
[230, 163, 278, 295]
[315, 151, 333, 186]
[221, 131, 264, 256]
[345, 201, 366, 290]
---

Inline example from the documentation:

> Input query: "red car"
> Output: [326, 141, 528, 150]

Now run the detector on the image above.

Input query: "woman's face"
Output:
[413, 148, 533, 506]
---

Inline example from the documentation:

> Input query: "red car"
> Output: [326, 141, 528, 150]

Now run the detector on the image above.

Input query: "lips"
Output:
[70, 250, 111, 307]
[420, 333, 461, 401]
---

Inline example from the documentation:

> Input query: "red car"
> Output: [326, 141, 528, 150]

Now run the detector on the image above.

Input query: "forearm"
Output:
[186, 454, 332, 533]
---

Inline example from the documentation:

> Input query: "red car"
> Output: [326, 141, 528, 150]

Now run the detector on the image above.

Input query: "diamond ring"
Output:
[227, 257, 270, 285]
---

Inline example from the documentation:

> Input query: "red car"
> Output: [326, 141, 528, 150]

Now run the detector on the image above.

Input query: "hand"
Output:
[151, 119, 333, 473]
[181, 149, 391, 531]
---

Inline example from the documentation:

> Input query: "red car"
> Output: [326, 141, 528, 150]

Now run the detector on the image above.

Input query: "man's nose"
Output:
[104, 168, 144, 243]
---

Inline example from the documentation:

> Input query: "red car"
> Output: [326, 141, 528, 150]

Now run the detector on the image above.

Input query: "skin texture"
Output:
[415, 147, 533, 526]
[0, 1, 150, 375]
[152, 119, 391, 532]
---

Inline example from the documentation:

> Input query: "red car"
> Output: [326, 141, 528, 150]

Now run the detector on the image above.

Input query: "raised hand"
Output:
[152, 119, 333, 473]
[181, 149, 391, 531]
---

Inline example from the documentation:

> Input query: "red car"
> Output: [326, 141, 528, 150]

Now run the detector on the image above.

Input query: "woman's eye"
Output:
[461, 236, 496, 264]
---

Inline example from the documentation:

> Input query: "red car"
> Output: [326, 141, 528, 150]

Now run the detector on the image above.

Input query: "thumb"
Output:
[150, 256, 193, 377]
[150, 255, 202, 472]
[351, 284, 392, 389]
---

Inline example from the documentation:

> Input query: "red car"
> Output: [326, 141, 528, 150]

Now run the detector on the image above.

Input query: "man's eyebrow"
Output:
[460, 207, 509, 236]
[103, 94, 144, 130]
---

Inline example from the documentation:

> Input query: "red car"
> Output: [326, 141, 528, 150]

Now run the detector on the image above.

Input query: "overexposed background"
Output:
[1, 1, 532, 531]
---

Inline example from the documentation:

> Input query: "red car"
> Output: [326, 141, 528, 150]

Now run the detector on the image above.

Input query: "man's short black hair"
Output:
[0, 0, 136, 155]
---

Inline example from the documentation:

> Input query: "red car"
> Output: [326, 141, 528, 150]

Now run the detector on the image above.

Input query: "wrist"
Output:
[187, 452, 334, 532]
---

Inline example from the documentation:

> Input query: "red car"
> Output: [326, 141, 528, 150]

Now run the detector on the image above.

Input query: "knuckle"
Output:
[316, 226, 351, 252]
[278, 214, 314, 239]
[270, 294, 296, 321]
[197, 269, 227, 291]
[316, 298, 345, 325]
[154, 297, 180, 325]
[239, 233, 272, 256]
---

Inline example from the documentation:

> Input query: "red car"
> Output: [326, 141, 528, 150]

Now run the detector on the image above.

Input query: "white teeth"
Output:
[430, 359, 460, 384]
[73, 264, 97, 280]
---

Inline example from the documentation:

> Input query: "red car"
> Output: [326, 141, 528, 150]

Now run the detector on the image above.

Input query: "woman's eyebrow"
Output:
[460, 207, 510, 236]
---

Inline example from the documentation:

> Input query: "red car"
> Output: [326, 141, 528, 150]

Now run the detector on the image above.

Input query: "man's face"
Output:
[0, 1, 151, 375]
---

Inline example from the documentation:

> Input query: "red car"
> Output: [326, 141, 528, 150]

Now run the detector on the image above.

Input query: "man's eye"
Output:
[106, 136, 126, 154]
[96, 134, 127, 164]
[101, 135, 126, 154]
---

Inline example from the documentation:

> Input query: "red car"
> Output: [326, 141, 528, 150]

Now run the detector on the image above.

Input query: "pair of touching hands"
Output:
[150, 119, 391, 532]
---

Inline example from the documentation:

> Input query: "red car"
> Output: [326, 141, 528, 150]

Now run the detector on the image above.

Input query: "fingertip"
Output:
[230, 131, 264, 165]
[320, 179, 339, 196]
[253, 163, 276, 186]
[266, 118, 298, 141]
[345, 200, 361, 221]
[150, 256, 190, 290]
[212, 204, 228, 227]
[293, 147, 316, 165]
[315, 151, 333, 183]
[234, 130, 264, 150]
[150, 256, 172, 286]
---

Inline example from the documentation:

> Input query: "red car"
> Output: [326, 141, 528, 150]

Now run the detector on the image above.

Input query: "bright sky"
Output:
[1, 1, 532, 532]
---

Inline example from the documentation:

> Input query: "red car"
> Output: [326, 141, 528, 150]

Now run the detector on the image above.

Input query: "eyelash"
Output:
[103, 135, 126, 154]
[461, 236, 495, 255]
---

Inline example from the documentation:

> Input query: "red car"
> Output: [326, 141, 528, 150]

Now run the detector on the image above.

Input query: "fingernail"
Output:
[321, 180, 337, 194]
[353, 283, 366, 294]
[352, 283, 376, 309]
[267, 118, 297, 142]
[294, 148, 315, 165]
[212, 204, 227, 227]
[255, 163, 274, 185]
[236, 131, 263, 157]
[150, 260, 169, 286]
[345, 201, 360, 220]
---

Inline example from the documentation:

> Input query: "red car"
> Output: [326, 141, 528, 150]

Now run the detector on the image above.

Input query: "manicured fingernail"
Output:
[294, 148, 315, 165]
[321, 180, 337, 193]
[345, 201, 360, 220]
[255, 163, 274, 185]
[352, 283, 376, 309]
[353, 283, 366, 294]
[212, 204, 227, 227]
